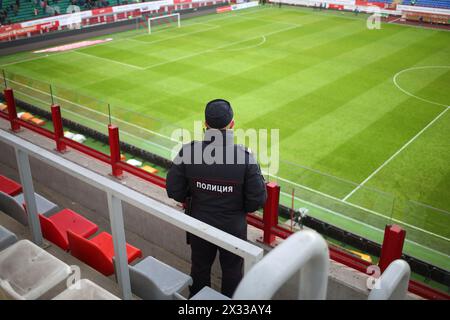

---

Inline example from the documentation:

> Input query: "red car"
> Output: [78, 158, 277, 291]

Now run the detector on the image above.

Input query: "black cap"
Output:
[205, 99, 234, 129]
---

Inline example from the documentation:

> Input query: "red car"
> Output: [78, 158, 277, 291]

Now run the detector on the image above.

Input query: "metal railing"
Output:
[0, 129, 264, 300]
[233, 230, 329, 300]
[368, 259, 411, 300]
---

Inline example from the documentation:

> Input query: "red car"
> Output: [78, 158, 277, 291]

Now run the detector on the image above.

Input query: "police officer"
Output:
[166, 99, 267, 298]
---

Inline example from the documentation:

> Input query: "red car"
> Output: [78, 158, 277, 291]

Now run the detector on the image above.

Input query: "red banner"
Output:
[174, 0, 192, 3]
[328, 4, 344, 10]
[216, 6, 232, 13]
[92, 7, 114, 16]
[0, 21, 58, 40]
[0, 23, 22, 34]
[355, 1, 386, 8]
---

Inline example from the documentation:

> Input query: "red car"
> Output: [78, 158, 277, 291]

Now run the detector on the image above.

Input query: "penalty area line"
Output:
[342, 107, 449, 202]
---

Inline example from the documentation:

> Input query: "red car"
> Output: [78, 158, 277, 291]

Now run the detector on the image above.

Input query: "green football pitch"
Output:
[0, 5, 449, 270]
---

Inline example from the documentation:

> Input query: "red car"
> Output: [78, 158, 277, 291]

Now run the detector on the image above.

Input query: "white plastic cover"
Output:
[0, 240, 71, 300]
[126, 159, 143, 167]
[64, 131, 75, 139]
[72, 134, 87, 144]
[53, 279, 120, 300]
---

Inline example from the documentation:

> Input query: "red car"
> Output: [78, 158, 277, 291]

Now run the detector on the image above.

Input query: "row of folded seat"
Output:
[0, 236, 120, 300]
[0, 174, 142, 276]
[0, 174, 228, 300]
[0, 232, 224, 300]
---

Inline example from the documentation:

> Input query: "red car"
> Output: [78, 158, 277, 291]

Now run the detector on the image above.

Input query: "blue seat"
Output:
[0, 225, 17, 252]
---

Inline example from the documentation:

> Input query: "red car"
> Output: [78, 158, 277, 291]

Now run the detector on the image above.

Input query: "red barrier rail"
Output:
[51, 104, 66, 153]
[116, 162, 166, 189]
[1, 89, 448, 300]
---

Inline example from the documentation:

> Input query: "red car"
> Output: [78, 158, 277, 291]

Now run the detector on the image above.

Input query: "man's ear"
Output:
[204, 121, 209, 129]
[229, 120, 235, 129]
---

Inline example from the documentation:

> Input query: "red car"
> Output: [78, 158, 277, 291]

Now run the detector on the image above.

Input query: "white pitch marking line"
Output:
[11, 89, 173, 153]
[73, 51, 145, 70]
[231, 14, 301, 27]
[271, 171, 450, 242]
[388, 17, 402, 24]
[215, 35, 266, 52]
[125, 24, 220, 45]
[343, 66, 450, 201]
[6, 77, 179, 143]
[0, 8, 285, 68]
[280, 191, 450, 259]
[343, 107, 449, 202]
[0, 50, 69, 67]
[0, 38, 125, 67]
[142, 24, 299, 70]
[393, 66, 450, 108]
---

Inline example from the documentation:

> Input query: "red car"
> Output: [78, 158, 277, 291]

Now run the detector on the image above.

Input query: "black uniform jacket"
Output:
[166, 129, 267, 239]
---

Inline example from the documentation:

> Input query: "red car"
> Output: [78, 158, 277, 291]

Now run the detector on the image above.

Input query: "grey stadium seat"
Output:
[0, 191, 29, 225]
[0, 225, 18, 252]
[129, 256, 192, 300]
[14, 193, 60, 217]
[190, 286, 231, 300]
[0, 240, 71, 300]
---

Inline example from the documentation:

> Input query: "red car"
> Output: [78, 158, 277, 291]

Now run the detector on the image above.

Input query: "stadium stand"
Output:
[0, 0, 116, 25]
[402, 0, 450, 9]
[360, 0, 450, 9]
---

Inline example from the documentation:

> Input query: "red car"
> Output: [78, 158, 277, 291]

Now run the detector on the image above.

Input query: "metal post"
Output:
[260, 182, 280, 246]
[106, 192, 132, 300]
[15, 148, 43, 246]
[51, 104, 67, 153]
[4, 88, 20, 132]
[378, 225, 406, 272]
[108, 125, 123, 178]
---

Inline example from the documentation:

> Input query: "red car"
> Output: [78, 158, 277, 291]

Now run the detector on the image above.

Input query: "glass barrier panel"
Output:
[52, 84, 110, 136]
[110, 104, 182, 161]
[399, 200, 450, 272]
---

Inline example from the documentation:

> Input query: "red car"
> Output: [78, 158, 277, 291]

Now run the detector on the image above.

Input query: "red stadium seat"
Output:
[67, 230, 142, 276]
[39, 209, 98, 251]
[0, 175, 22, 196]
